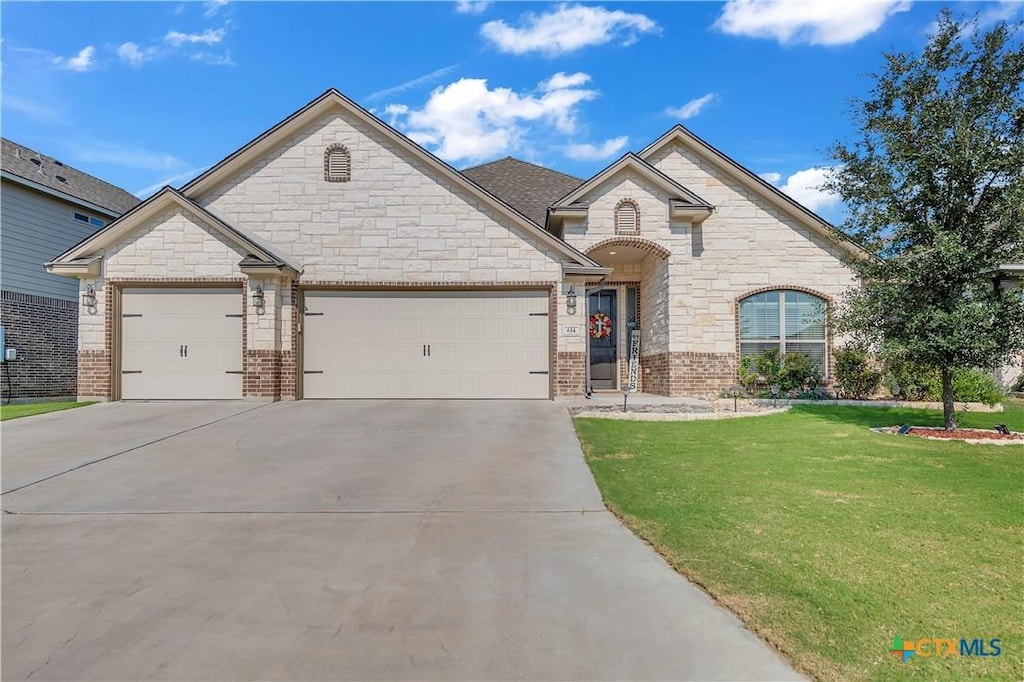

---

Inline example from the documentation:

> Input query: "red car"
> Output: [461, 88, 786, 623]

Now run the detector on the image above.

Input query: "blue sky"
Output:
[2, 1, 1021, 224]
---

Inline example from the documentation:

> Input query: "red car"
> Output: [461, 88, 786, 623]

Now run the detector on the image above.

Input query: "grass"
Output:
[0, 401, 95, 421]
[574, 400, 1024, 682]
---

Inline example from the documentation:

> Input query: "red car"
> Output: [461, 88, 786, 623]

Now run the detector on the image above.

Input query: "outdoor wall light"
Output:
[252, 284, 265, 309]
[81, 284, 96, 308]
[566, 285, 577, 315]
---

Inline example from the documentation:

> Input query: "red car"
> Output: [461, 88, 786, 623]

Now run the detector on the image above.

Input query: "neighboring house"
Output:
[996, 263, 1023, 388]
[46, 89, 862, 402]
[1, 138, 140, 401]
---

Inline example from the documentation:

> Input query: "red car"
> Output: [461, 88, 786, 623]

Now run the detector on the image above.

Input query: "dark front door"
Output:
[588, 289, 617, 390]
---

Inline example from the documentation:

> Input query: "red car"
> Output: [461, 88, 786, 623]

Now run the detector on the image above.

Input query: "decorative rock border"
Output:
[727, 398, 1004, 412]
[573, 408, 790, 421]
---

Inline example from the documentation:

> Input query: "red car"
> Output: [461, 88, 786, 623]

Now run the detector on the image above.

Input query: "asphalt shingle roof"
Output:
[1, 138, 141, 215]
[462, 156, 583, 227]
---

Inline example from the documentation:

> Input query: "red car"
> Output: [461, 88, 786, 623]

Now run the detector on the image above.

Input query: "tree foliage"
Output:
[826, 10, 1024, 428]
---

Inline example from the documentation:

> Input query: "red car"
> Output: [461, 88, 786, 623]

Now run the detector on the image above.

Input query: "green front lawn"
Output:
[575, 401, 1024, 682]
[0, 401, 95, 421]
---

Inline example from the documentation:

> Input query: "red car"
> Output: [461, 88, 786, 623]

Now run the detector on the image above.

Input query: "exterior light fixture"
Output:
[728, 385, 742, 412]
[608, 251, 617, 255]
[770, 384, 781, 408]
[566, 285, 577, 315]
[81, 284, 96, 308]
[252, 284, 265, 309]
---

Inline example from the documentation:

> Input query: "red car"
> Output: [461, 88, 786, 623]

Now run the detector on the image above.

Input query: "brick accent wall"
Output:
[244, 350, 281, 398]
[0, 291, 79, 400]
[555, 352, 586, 397]
[640, 351, 737, 398]
[78, 349, 111, 400]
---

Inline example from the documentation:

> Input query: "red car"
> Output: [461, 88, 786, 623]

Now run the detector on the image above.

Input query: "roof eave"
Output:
[45, 256, 102, 278]
[1, 171, 124, 218]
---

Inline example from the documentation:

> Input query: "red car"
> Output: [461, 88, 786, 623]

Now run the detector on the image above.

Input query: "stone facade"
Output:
[0, 291, 79, 400]
[56, 93, 861, 401]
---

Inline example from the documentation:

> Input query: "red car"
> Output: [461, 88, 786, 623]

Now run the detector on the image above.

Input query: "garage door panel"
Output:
[120, 288, 242, 400]
[303, 290, 549, 399]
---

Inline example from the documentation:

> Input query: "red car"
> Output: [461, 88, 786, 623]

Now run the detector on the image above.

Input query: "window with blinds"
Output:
[615, 200, 640, 235]
[739, 290, 827, 373]
[324, 144, 351, 182]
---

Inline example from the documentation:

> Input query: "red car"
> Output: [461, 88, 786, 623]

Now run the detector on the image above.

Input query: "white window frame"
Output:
[739, 290, 828, 375]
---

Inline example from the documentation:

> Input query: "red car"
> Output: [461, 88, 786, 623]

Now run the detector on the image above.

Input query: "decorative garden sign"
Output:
[627, 330, 641, 391]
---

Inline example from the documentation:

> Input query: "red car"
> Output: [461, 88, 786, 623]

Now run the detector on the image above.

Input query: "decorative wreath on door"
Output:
[589, 312, 613, 340]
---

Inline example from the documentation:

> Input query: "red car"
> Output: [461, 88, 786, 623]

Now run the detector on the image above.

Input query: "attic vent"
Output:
[324, 144, 351, 183]
[56, 175, 68, 183]
[615, 199, 640, 236]
[30, 158, 41, 166]
[54, 160, 65, 167]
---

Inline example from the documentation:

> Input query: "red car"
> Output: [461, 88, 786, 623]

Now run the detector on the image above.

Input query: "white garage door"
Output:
[302, 290, 550, 399]
[121, 288, 243, 400]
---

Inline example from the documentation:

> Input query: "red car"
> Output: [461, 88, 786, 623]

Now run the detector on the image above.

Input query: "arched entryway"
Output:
[583, 238, 670, 393]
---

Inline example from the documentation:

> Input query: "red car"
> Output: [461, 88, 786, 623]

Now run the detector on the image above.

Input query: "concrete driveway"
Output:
[2, 400, 799, 681]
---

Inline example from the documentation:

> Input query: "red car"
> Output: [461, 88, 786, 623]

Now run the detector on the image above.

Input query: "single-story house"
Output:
[47, 89, 863, 401]
[1, 138, 140, 401]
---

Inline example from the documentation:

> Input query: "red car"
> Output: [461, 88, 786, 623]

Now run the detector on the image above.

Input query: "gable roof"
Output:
[461, 156, 583, 226]
[1, 138, 141, 216]
[48, 186, 299, 274]
[551, 152, 713, 209]
[181, 89, 601, 269]
[639, 125, 867, 257]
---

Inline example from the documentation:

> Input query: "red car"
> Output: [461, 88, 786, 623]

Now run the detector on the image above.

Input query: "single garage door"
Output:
[303, 290, 550, 399]
[120, 288, 243, 399]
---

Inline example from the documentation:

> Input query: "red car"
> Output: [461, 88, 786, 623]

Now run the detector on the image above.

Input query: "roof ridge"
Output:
[460, 155, 583, 183]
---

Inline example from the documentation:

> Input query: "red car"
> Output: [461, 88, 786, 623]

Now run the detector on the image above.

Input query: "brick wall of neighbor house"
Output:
[0, 291, 79, 400]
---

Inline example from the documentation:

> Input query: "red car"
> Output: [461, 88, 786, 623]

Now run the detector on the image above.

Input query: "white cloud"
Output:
[455, 1, 489, 14]
[165, 28, 225, 46]
[64, 140, 186, 171]
[189, 51, 235, 66]
[763, 166, 841, 213]
[203, 0, 229, 18]
[714, 0, 910, 46]
[365, 64, 461, 102]
[386, 73, 599, 163]
[55, 45, 96, 72]
[117, 42, 156, 68]
[481, 4, 659, 56]
[134, 165, 212, 198]
[666, 93, 718, 120]
[565, 136, 629, 161]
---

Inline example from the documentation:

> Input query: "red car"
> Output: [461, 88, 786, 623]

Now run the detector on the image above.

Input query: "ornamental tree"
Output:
[826, 10, 1024, 429]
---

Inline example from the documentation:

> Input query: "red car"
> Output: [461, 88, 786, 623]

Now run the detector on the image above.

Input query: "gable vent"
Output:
[324, 144, 351, 183]
[615, 199, 640, 236]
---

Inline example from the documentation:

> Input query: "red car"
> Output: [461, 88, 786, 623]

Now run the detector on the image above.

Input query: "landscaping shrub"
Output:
[883, 357, 935, 400]
[1012, 373, 1024, 393]
[834, 347, 882, 399]
[738, 347, 782, 394]
[885, 358, 1006, 404]
[778, 352, 822, 392]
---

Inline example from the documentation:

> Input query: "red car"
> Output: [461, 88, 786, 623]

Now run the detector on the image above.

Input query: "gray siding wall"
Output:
[1, 180, 106, 301]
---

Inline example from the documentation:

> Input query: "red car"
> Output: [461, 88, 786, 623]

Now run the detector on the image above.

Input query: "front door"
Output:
[588, 289, 617, 390]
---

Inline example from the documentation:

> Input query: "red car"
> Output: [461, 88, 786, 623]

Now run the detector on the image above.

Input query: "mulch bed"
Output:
[875, 425, 1023, 444]
[907, 427, 1023, 441]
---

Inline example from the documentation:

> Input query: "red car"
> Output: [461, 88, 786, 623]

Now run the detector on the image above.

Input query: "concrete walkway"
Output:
[2, 400, 799, 681]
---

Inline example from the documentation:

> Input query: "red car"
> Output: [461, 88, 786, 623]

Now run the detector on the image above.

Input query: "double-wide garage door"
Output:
[120, 288, 243, 400]
[303, 290, 550, 399]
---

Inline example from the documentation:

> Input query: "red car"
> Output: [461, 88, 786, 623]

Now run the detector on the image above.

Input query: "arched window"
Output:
[615, 199, 639, 235]
[324, 144, 351, 182]
[738, 290, 827, 372]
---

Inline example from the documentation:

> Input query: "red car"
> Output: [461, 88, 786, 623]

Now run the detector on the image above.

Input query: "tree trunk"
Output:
[941, 366, 957, 431]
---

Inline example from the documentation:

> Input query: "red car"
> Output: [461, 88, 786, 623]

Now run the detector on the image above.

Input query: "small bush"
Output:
[949, 369, 1006, 406]
[1012, 373, 1024, 393]
[778, 352, 822, 392]
[883, 357, 934, 400]
[834, 347, 882, 399]
[885, 357, 1006, 404]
